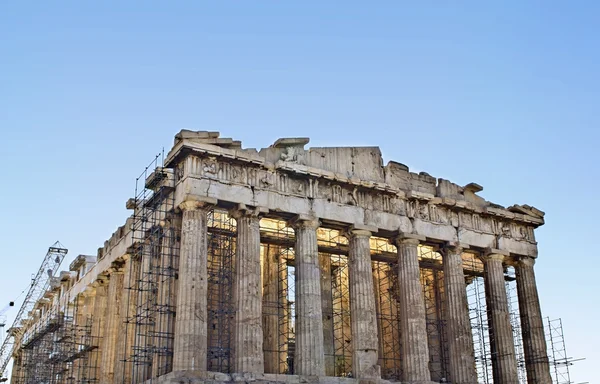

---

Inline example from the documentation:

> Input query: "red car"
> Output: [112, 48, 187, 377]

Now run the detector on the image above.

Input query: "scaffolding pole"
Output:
[124, 152, 179, 383]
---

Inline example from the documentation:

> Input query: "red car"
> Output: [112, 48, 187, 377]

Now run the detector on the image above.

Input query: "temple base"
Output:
[155, 371, 438, 384]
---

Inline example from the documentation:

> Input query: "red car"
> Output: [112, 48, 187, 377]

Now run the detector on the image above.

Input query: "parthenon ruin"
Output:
[8, 130, 559, 384]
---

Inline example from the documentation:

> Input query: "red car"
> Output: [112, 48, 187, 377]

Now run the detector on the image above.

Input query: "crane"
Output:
[0, 242, 68, 380]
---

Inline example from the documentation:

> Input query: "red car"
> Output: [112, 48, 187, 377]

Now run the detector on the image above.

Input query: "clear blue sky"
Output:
[1, 2, 597, 382]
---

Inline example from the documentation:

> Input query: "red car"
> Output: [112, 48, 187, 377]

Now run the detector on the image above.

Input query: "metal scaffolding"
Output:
[261, 218, 296, 375]
[278, 251, 296, 375]
[73, 316, 100, 384]
[206, 210, 236, 373]
[465, 253, 494, 384]
[419, 246, 449, 382]
[13, 296, 102, 384]
[372, 260, 402, 380]
[18, 308, 62, 384]
[124, 152, 179, 383]
[0, 243, 68, 380]
[319, 228, 352, 378]
[329, 253, 351, 377]
[546, 317, 574, 384]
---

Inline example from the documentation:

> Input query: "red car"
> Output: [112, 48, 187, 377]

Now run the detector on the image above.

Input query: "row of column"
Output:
[69, 260, 127, 384]
[6, 209, 550, 384]
[171, 200, 384, 379]
[69, 246, 166, 383]
[65, 218, 181, 384]
[397, 243, 552, 384]
[482, 252, 552, 384]
[177, 200, 553, 384]
[57, 197, 547, 384]
[171, 199, 552, 383]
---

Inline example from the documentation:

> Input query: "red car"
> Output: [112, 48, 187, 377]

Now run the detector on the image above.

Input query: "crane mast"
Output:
[0, 242, 68, 379]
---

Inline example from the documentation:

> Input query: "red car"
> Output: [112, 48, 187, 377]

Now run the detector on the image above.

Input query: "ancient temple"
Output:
[9, 130, 553, 384]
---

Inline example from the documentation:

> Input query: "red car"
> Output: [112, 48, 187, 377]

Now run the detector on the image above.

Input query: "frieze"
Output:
[182, 154, 537, 242]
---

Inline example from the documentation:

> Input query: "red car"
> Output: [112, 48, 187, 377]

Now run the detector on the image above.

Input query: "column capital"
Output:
[229, 203, 268, 219]
[93, 274, 110, 286]
[109, 266, 126, 275]
[480, 248, 509, 263]
[126, 243, 142, 259]
[76, 291, 89, 301]
[288, 214, 320, 230]
[393, 232, 426, 246]
[345, 223, 378, 238]
[517, 256, 536, 267]
[84, 286, 97, 297]
[442, 241, 469, 255]
[178, 194, 217, 212]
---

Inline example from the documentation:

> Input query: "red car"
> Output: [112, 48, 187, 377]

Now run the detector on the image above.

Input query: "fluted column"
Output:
[347, 228, 380, 379]
[481, 251, 519, 384]
[80, 288, 97, 383]
[172, 197, 215, 372]
[231, 206, 265, 374]
[113, 254, 141, 383]
[71, 293, 85, 382]
[516, 257, 552, 384]
[395, 235, 431, 383]
[100, 264, 125, 384]
[442, 244, 477, 384]
[10, 352, 22, 384]
[90, 277, 108, 382]
[291, 217, 325, 376]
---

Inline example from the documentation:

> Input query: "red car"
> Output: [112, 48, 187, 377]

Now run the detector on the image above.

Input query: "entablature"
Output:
[165, 134, 543, 226]
[165, 135, 542, 257]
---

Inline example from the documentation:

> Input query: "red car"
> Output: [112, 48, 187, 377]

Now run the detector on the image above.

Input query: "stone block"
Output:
[272, 138, 310, 148]
[175, 129, 220, 144]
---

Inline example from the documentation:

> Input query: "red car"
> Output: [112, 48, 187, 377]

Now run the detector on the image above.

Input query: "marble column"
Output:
[515, 257, 552, 384]
[172, 197, 215, 372]
[442, 244, 477, 384]
[113, 254, 141, 384]
[231, 206, 265, 374]
[71, 293, 86, 383]
[90, 277, 108, 382]
[395, 235, 431, 383]
[292, 217, 325, 376]
[10, 352, 22, 384]
[481, 251, 519, 384]
[422, 269, 443, 381]
[80, 288, 97, 383]
[347, 228, 380, 379]
[100, 264, 125, 384]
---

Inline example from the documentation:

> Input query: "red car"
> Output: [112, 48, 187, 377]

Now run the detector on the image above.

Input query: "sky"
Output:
[0, 1, 598, 382]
